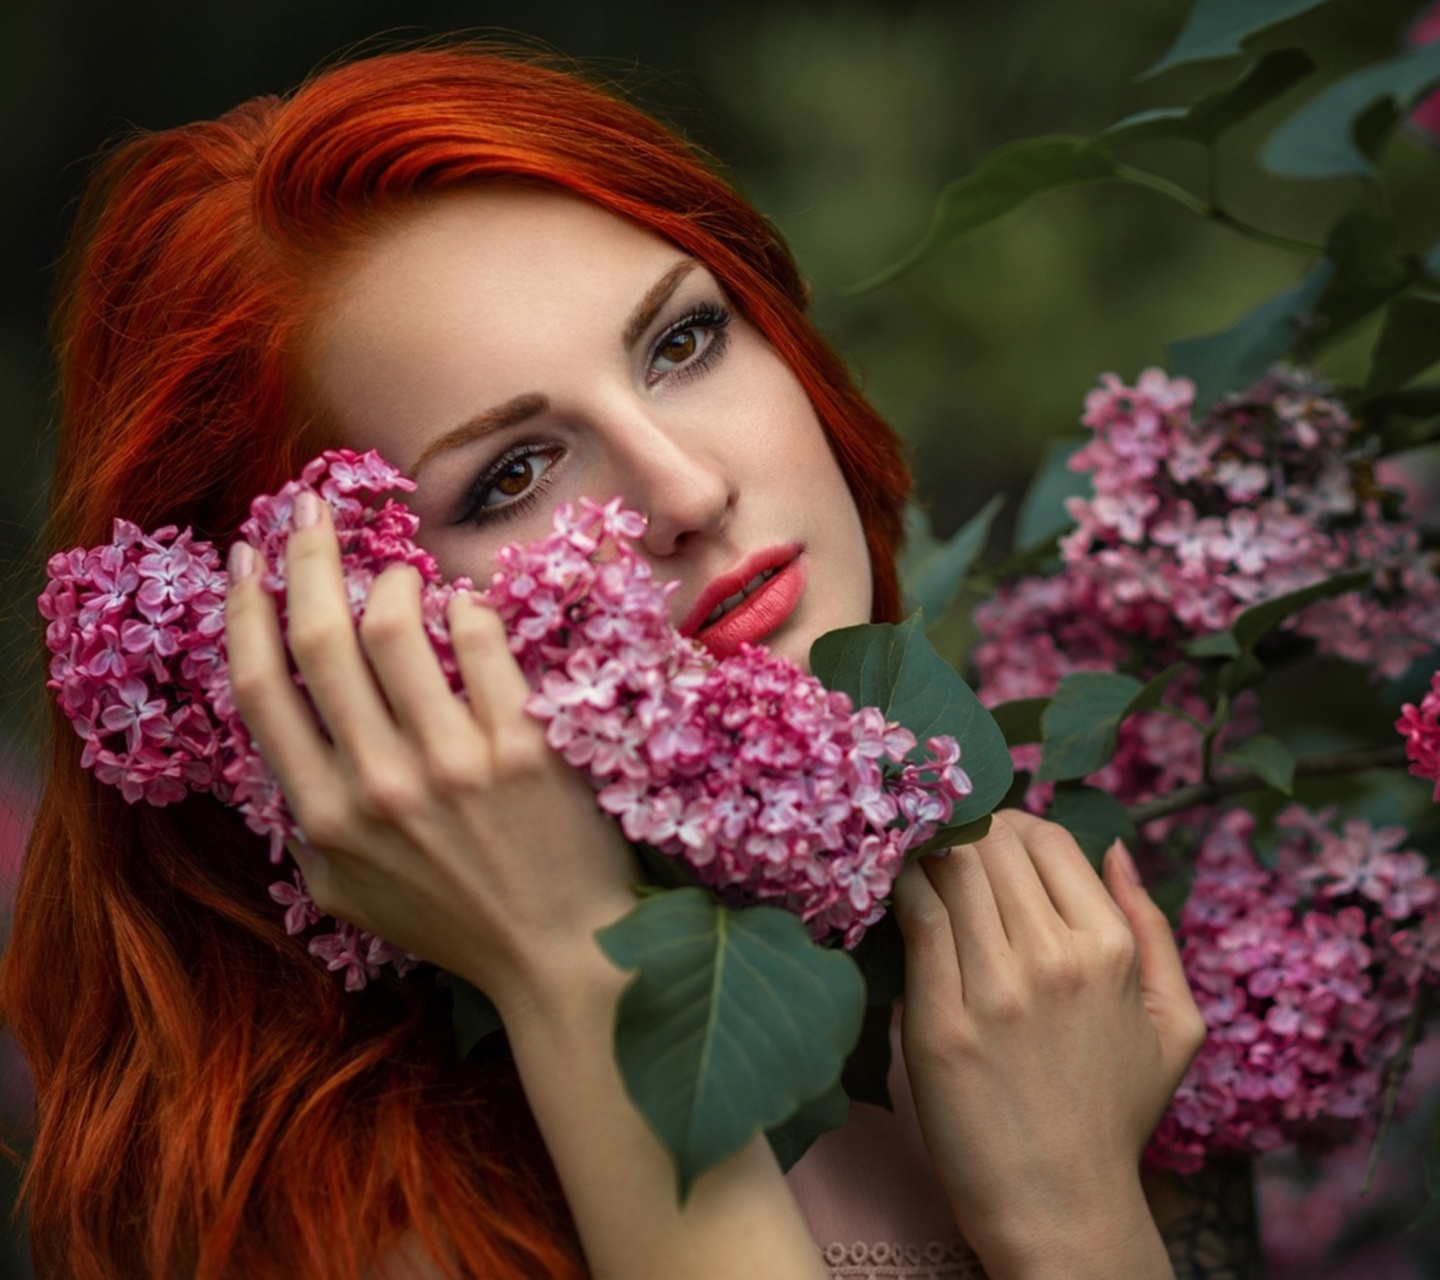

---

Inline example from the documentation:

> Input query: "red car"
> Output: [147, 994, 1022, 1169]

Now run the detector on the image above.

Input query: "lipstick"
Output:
[681, 545, 806, 660]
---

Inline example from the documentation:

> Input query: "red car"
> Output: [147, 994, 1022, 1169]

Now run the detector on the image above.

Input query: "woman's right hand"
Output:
[223, 492, 639, 1010]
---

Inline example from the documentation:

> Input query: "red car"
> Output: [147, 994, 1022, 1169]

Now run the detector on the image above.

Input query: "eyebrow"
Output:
[407, 257, 700, 477]
[408, 393, 549, 475]
[622, 258, 699, 350]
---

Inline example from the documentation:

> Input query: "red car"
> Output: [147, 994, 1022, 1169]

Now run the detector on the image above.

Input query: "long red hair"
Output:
[1, 46, 911, 1280]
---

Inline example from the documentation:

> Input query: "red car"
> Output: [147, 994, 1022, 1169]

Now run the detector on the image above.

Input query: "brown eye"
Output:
[496, 457, 535, 496]
[660, 330, 699, 363]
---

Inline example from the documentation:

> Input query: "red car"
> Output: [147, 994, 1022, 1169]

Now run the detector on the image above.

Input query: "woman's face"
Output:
[304, 186, 873, 668]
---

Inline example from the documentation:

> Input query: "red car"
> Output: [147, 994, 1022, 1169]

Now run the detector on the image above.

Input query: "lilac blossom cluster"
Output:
[1398, 671, 1440, 802]
[483, 498, 970, 947]
[40, 451, 454, 987]
[972, 367, 1440, 821]
[41, 451, 970, 988]
[1146, 807, 1440, 1175]
[1061, 368, 1440, 669]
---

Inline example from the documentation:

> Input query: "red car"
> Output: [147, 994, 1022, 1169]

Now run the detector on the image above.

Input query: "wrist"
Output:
[965, 1172, 1171, 1280]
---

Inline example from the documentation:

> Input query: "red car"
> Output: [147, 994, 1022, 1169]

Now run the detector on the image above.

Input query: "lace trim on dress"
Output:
[818, 1239, 987, 1280]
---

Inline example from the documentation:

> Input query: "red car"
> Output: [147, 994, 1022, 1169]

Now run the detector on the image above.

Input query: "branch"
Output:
[1127, 743, 1412, 826]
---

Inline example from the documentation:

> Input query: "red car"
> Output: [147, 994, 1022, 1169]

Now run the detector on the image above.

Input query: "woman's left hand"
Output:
[892, 810, 1205, 1280]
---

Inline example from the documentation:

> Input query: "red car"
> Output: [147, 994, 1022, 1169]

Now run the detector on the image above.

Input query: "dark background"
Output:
[1, 2, 1438, 1275]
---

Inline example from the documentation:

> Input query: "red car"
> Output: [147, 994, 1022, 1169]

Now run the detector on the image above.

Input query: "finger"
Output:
[282, 494, 401, 754]
[225, 544, 345, 801]
[1102, 841, 1207, 1080]
[918, 842, 1010, 981]
[968, 812, 1065, 945]
[1002, 809, 1128, 930]
[891, 859, 964, 1009]
[360, 564, 477, 749]
[283, 839, 344, 918]
[447, 593, 533, 735]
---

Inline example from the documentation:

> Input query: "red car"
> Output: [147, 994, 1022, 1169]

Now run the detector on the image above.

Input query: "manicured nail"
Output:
[293, 490, 320, 529]
[1110, 839, 1142, 886]
[925, 846, 951, 860]
[228, 541, 256, 580]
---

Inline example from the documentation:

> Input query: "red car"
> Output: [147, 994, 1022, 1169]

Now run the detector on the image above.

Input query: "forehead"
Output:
[304, 186, 694, 451]
[320, 185, 685, 338]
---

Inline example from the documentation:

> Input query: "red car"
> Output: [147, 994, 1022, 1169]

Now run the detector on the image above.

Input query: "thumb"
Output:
[1102, 840, 1207, 1083]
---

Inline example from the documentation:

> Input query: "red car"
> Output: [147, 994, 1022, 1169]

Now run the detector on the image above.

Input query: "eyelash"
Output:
[455, 443, 561, 526]
[455, 301, 733, 526]
[648, 302, 732, 385]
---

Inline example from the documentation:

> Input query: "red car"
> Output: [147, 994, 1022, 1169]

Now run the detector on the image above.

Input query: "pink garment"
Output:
[785, 1007, 987, 1280]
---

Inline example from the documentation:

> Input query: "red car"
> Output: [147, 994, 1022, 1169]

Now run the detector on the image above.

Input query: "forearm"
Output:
[492, 941, 829, 1280]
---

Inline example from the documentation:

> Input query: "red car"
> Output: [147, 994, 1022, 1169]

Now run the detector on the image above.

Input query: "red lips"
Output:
[680, 545, 806, 660]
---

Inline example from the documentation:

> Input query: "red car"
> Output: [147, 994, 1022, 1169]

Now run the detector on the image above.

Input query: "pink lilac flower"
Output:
[1397, 670, 1440, 801]
[1410, 1, 1440, 141]
[972, 367, 1440, 827]
[40, 452, 970, 988]
[1145, 808, 1440, 1175]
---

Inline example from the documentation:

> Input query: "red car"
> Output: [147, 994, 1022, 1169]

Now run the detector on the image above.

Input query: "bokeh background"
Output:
[2, 1, 1439, 1276]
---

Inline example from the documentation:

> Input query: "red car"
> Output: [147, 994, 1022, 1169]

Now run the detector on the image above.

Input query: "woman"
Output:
[3, 46, 1209, 1280]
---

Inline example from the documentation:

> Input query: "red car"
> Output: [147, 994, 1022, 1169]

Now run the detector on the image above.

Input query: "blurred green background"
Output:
[1, 1, 1439, 1275]
[3, 0, 1436, 759]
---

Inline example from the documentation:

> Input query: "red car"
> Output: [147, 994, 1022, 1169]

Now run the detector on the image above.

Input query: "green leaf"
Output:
[902, 495, 1005, 621]
[989, 697, 1049, 747]
[847, 138, 1117, 293]
[452, 978, 503, 1058]
[1263, 42, 1440, 178]
[1142, 0, 1329, 78]
[1362, 386, 1440, 456]
[849, 911, 906, 1007]
[809, 616, 1013, 827]
[597, 889, 865, 1198]
[1044, 785, 1139, 867]
[1221, 733, 1297, 794]
[1313, 211, 1410, 346]
[1036, 666, 1183, 783]
[1363, 294, 1440, 397]
[911, 814, 993, 858]
[1103, 50, 1313, 145]
[1168, 261, 1334, 416]
[840, 1001, 895, 1111]
[1228, 568, 1372, 649]
[765, 1080, 850, 1172]
[1186, 631, 1241, 659]
[1015, 438, 1089, 549]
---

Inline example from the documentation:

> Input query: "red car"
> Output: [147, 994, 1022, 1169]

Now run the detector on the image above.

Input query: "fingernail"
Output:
[924, 846, 951, 860]
[228, 541, 255, 580]
[293, 490, 320, 529]
[1110, 839, 1142, 886]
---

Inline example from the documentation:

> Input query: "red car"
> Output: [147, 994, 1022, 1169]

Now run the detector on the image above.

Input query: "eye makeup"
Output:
[453, 442, 562, 526]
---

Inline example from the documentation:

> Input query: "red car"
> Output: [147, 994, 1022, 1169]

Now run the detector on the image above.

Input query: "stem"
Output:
[1154, 704, 1209, 734]
[1363, 985, 1431, 1195]
[1199, 692, 1231, 785]
[1126, 743, 1411, 826]
[1109, 161, 1327, 258]
[1208, 208, 1326, 258]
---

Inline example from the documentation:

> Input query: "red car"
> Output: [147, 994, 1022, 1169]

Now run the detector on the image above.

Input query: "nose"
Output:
[604, 405, 736, 558]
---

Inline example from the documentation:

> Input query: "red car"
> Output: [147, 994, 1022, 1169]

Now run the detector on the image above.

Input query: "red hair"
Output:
[1, 46, 911, 1280]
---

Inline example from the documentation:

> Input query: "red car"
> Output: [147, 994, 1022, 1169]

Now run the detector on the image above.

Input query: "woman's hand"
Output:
[892, 810, 1205, 1280]
[223, 494, 638, 1010]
